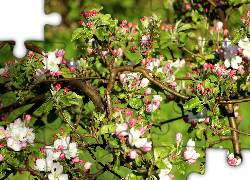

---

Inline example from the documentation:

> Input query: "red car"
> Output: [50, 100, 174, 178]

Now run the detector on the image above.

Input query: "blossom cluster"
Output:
[33, 135, 84, 180]
[0, 118, 35, 151]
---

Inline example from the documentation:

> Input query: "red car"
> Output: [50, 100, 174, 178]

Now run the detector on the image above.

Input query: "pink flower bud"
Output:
[238, 65, 244, 73]
[246, 20, 250, 25]
[28, 51, 34, 56]
[234, 112, 239, 117]
[143, 141, 152, 152]
[203, 63, 209, 70]
[79, 160, 83, 165]
[40, 147, 45, 152]
[218, 49, 223, 56]
[216, 22, 223, 29]
[191, 120, 197, 127]
[59, 153, 65, 160]
[247, 10, 250, 18]
[238, 116, 242, 121]
[139, 127, 145, 136]
[116, 107, 121, 113]
[223, 29, 228, 35]
[170, 81, 177, 87]
[55, 71, 61, 77]
[197, 36, 202, 41]
[215, 26, 219, 31]
[173, 27, 177, 30]
[175, 133, 182, 143]
[137, 116, 141, 121]
[235, 105, 240, 109]
[217, 68, 222, 75]
[179, 59, 185, 67]
[144, 88, 151, 96]
[13, 59, 18, 64]
[73, 156, 79, 163]
[187, 72, 192, 78]
[230, 70, 236, 76]
[84, 161, 92, 169]
[87, 22, 92, 26]
[61, 58, 66, 64]
[202, 91, 206, 96]
[25, 114, 31, 123]
[120, 136, 125, 142]
[125, 111, 131, 117]
[117, 48, 123, 56]
[183, 116, 189, 123]
[122, 20, 127, 25]
[129, 150, 139, 159]
[70, 66, 74, 71]
[205, 116, 210, 123]
[186, 4, 190, 9]
[129, 118, 136, 126]
[0, 154, 4, 161]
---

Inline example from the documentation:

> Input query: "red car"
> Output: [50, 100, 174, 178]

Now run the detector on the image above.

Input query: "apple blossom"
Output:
[146, 104, 158, 112]
[48, 163, 68, 180]
[116, 123, 129, 137]
[84, 161, 92, 169]
[0, 154, 4, 161]
[129, 118, 136, 126]
[175, 133, 182, 143]
[128, 127, 147, 148]
[158, 163, 172, 179]
[144, 88, 151, 96]
[129, 150, 139, 159]
[142, 141, 152, 152]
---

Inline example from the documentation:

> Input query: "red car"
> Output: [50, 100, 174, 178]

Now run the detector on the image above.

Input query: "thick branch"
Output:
[225, 104, 242, 161]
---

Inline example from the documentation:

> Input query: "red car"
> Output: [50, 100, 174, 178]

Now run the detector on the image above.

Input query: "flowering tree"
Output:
[1, 0, 250, 179]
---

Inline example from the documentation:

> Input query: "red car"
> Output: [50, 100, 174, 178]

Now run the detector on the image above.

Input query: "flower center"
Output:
[0, 130, 4, 137]
[243, 42, 248, 47]
[54, 173, 60, 178]
[50, 61, 55, 66]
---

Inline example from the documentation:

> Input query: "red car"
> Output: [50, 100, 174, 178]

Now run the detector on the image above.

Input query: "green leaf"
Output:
[196, 104, 205, 112]
[45, 99, 53, 112]
[176, 162, 185, 175]
[209, 75, 217, 82]
[71, 28, 84, 42]
[128, 98, 143, 109]
[204, 79, 210, 89]
[195, 129, 203, 140]
[179, 33, 188, 43]
[95, 28, 104, 41]
[108, 138, 119, 148]
[99, 125, 111, 135]
[160, 33, 169, 43]
[178, 23, 196, 32]
[183, 97, 201, 110]
[204, 54, 215, 60]
[208, 97, 216, 111]
[161, 40, 173, 49]
[113, 160, 120, 172]
[161, 142, 176, 154]
[232, 30, 244, 45]
[61, 96, 71, 106]
[156, 161, 168, 169]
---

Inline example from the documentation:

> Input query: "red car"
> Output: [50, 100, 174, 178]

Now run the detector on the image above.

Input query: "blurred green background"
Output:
[1, 0, 250, 179]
